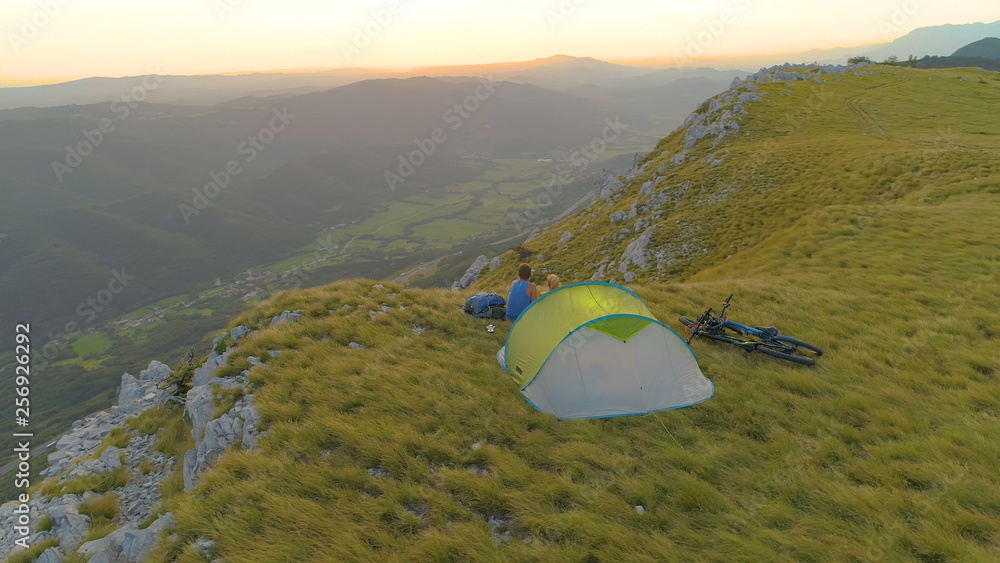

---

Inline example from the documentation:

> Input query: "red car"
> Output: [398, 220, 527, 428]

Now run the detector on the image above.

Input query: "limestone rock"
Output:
[99, 446, 122, 472]
[192, 347, 227, 388]
[230, 325, 249, 343]
[557, 232, 574, 248]
[684, 119, 725, 151]
[185, 385, 215, 446]
[269, 310, 302, 327]
[619, 228, 654, 272]
[182, 449, 198, 494]
[36, 547, 63, 563]
[595, 169, 624, 202]
[117, 374, 144, 409]
[138, 361, 171, 384]
[451, 255, 489, 291]
[49, 504, 90, 551]
[489, 256, 501, 272]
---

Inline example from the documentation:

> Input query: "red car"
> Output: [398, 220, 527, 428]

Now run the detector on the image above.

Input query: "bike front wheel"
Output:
[679, 316, 701, 335]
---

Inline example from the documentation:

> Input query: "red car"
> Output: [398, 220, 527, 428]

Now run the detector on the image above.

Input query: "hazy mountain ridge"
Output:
[952, 36, 1000, 59]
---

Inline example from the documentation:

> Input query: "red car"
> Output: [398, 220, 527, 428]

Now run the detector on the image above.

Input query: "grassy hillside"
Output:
[143, 65, 1000, 561]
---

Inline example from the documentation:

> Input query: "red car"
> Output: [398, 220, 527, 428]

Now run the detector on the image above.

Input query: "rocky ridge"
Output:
[0, 309, 301, 562]
[478, 63, 872, 289]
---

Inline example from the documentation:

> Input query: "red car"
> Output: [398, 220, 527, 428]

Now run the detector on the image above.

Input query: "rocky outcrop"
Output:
[41, 361, 172, 480]
[184, 394, 259, 493]
[524, 228, 541, 244]
[451, 255, 490, 291]
[619, 228, 655, 272]
[269, 310, 302, 326]
[742, 62, 858, 84]
[48, 501, 90, 551]
[0, 360, 178, 562]
[0, 314, 278, 562]
[37, 547, 63, 563]
[182, 320, 281, 493]
[595, 169, 624, 202]
[78, 512, 174, 562]
[557, 232, 574, 248]
[489, 256, 501, 272]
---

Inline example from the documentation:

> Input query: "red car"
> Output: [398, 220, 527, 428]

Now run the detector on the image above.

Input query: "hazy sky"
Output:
[1, 0, 998, 85]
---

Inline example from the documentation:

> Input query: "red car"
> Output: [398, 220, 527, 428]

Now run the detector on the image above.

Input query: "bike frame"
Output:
[687, 295, 795, 352]
[724, 320, 775, 341]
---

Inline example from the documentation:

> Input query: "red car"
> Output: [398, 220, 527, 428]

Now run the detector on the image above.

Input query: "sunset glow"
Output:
[1, 0, 998, 85]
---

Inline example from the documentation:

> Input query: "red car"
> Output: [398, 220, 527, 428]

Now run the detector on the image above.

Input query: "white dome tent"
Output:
[497, 282, 714, 420]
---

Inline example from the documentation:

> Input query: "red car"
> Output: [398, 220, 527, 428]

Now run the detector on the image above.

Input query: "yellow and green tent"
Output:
[497, 282, 714, 419]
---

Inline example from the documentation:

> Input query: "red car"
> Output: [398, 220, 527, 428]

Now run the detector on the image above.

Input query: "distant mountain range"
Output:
[625, 20, 1000, 69]
[0, 56, 742, 111]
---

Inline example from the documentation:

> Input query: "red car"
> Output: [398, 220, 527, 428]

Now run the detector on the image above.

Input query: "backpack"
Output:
[464, 293, 506, 319]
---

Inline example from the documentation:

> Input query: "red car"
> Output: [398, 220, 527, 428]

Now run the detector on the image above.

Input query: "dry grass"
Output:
[4, 538, 59, 563]
[93, 427, 131, 458]
[78, 493, 120, 543]
[39, 468, 130, 500]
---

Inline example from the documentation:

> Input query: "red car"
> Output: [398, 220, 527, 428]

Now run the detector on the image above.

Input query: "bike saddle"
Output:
[756, 326, 779, 337]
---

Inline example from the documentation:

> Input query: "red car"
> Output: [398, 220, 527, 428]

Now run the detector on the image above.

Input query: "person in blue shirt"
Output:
[506, 263, 538, 321]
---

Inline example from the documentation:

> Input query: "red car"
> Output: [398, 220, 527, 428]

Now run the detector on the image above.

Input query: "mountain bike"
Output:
[679, 294, 824, 365]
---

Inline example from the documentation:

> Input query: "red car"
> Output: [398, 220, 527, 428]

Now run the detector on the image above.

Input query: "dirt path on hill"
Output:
[844, 77, 902, 140]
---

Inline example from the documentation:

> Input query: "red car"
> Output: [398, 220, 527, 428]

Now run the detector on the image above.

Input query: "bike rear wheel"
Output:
[772, 335, 823, 356]
[756, 343, 815, 365]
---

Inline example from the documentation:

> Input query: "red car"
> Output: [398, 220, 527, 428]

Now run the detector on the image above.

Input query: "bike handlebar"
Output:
[720, 294, 733, 317]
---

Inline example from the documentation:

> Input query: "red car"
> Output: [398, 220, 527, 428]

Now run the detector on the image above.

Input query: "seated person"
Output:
[506, 263, 538, 321]
[544, 274, 561, 294]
